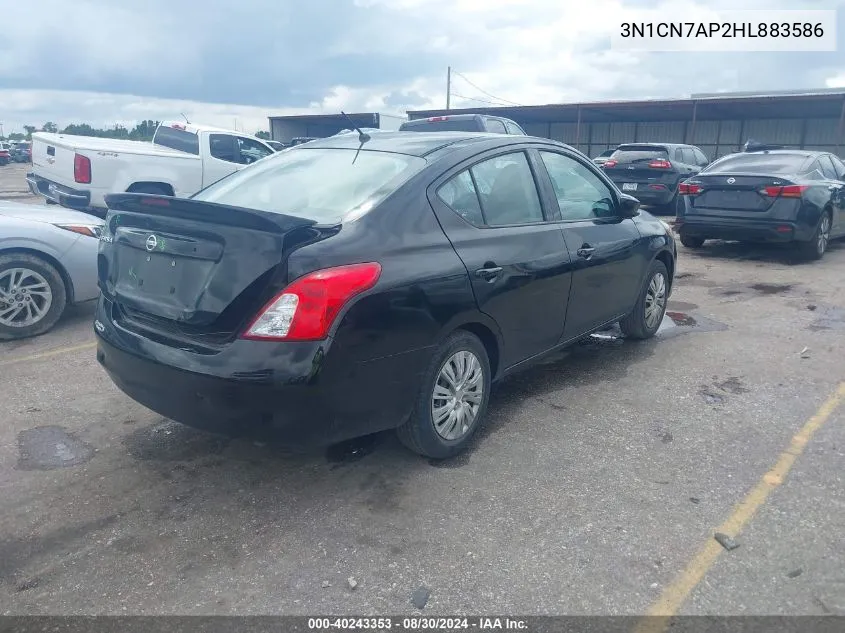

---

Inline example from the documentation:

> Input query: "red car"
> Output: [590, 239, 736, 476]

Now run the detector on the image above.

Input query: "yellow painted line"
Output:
[0, 341, 97, 368]
[634, 381, 845, 633]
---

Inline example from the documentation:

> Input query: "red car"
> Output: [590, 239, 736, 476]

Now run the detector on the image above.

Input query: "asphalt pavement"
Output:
[1, 170, 844, 616]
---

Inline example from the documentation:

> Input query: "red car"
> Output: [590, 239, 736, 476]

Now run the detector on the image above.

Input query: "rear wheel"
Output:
[620, 259, 668, 340]
[0, 253, 67, 341]
[680, 234, 705, 248]
[397, 330, 491, 459]
[797, 211, 831, 261]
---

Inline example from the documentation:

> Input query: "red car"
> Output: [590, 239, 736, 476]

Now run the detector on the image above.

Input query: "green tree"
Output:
[255, 130, 271, 139]
[42, 122, 58, 133]
[23, 125, 36, 139]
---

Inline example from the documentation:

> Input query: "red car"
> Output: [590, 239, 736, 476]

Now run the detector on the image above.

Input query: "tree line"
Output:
[4, 122, 271, 141]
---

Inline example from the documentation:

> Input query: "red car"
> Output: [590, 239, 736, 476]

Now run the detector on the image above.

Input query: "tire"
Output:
[619, 259, 669, 340]
[0, 253, 68, 341]
[680, 234, 705, 248]
[397, 330, 492, 459]
[797, 210, 831, 261]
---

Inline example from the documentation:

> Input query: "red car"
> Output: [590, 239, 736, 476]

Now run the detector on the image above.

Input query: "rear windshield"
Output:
[703, 153, 809, 175]
[610, 146, 669, 162]
[153, 126, 200, 155]
[192, 148, 426, 223]
[400, 119, 481, 132]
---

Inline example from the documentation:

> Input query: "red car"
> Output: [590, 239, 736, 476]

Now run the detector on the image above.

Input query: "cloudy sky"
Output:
[2, 0, 844, 135]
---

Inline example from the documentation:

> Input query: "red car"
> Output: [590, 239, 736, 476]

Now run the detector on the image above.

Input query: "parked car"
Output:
[11, 141, 32, 163]
[593, 148, 617, 166]
[675, 149, 845, 260]
[27, 122, 276, 217]
[601, 143, 710, 213]
[94, 131, 675, 458]
[0, 202, 103, 340]
[399, 114, 526, 135]
[265, 140, 286, 151]
[0, 143, 10, 166]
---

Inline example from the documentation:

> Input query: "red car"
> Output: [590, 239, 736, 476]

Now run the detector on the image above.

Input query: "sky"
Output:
[1, 0, 844, 135]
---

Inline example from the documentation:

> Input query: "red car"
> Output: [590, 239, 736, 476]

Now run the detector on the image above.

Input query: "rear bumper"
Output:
[94, 297, 431, 447]
[26, 172, 105, 215]
[676, 217, 803, 243]
[611, 183, 675, 206]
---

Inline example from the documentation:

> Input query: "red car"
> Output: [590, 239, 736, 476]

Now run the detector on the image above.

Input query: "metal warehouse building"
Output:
[408, 88, 845, 161]
[268, 112, 406, 143]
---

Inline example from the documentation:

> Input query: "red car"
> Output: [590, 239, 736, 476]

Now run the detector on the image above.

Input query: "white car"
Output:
[27, 121, 276, 217]
[0, 202, 103, 340]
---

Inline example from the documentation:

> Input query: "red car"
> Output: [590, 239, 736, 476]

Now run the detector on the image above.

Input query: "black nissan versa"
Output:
[94, 131, 676, 458]
[676, 149, 845, 260]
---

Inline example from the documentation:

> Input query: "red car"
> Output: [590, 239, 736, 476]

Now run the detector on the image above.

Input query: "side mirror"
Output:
[618, 193, 640, 218]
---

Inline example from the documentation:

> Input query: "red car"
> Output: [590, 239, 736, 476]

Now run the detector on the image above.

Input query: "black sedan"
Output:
[676, 149, 845, 260]
[93, 132, 676, 458]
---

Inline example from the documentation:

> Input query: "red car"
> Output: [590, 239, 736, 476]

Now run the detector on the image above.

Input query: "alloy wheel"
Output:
[0, 267, 53, 328]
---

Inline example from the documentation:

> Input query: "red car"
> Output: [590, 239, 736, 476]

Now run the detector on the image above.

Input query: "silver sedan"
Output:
[0, 202, 102, 340]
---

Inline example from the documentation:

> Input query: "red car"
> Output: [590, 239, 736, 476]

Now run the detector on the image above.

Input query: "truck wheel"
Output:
[128, 184, 171, 196]
[0, 253, 68, 341]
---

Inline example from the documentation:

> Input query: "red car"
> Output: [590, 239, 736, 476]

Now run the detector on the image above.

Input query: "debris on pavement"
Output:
[799, 346, 811, 359]
[787, 568, 803, 578]
[689, 497, 701, 504]
[321, 580, 331, 589]
[807, 304, 817, 311]
[348, 577, 358, 590]
[714, 532, 740, 551]
[411, 586, 431, 610]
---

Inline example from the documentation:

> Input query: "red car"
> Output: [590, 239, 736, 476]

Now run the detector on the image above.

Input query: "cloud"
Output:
[1, 0, 843, 134]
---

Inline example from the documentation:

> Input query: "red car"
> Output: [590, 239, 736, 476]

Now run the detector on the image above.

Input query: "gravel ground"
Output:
[1, 162, 844, 616]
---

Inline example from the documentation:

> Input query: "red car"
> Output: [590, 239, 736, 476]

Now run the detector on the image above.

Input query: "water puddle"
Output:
[808, 306, 845, 332]
[17, 426, 95, 471]
[124, 420, 228, 462]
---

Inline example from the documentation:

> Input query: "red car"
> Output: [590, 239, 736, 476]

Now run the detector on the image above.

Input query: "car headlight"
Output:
[54, 223, 103, 238]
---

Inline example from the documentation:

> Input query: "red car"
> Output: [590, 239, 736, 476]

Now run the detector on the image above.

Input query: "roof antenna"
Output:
[180, 113, 190, 125]
[341, 111, 370, 164]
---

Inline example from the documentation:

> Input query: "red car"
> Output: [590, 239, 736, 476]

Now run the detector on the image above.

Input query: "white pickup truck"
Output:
[26, 121, 276, 217]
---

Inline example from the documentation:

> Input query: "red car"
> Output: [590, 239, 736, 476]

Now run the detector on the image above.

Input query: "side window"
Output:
[693, 148, 709, 166]
[504, 121, 523, 135]
[803, 160, 825, 180]
[682, 148, 697, 165]
[209, 134, 239, 163]
[436, 170, 484, 226]
[674, 148, 685, 163]
[830, 155, 845, 180]
[817, 155, 838, 180]
[237, 137, 274, 165]
[539, 151, 615, 221]
[469, 152, 544, 226]
[485, 119, 507, 134]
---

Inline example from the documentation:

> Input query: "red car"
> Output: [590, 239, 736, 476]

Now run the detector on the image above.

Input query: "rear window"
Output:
[400, 118, 481, 132]
[610, 146, 669, 162]
[153, 126, 200, 155]
[192, 148, 426, 223]
[703, 153, 809, 175]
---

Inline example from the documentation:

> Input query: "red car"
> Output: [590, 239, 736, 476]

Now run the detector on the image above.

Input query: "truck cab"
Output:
[399, 114, 526, 135]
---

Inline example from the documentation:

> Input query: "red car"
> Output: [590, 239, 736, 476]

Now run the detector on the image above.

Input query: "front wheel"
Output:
[397, 331, 491, 459]
[797, 211, 831, 261]
[0, 253, 68, 340]
[620, 259, 669, 340]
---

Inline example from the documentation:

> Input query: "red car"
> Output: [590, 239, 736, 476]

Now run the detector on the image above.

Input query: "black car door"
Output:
[819, 154, 845, 236]
[534, 149, 647, 342]
[428, 148, 573, 369]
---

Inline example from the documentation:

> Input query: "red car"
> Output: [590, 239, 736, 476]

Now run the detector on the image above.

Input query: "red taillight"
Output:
[241, 262, 382, 341]
[74, 153, 91, 183]
[648, 159, 672, 169]
[141, 197, 170, 206]
[427, 116, 449, 122]
[679, 183, 702, 195]
[603, 159, 617, 168]
[761, 184, 808, 198]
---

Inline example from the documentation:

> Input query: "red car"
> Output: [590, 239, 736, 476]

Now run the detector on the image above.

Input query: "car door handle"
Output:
[474, 266, 503, 281]
[576, 246, 596, 259]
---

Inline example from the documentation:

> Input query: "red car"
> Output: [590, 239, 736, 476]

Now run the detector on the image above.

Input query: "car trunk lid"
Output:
[682, 173, 798, 216]
[98, 194, 333, 335]
[602, 146, 677, 191]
